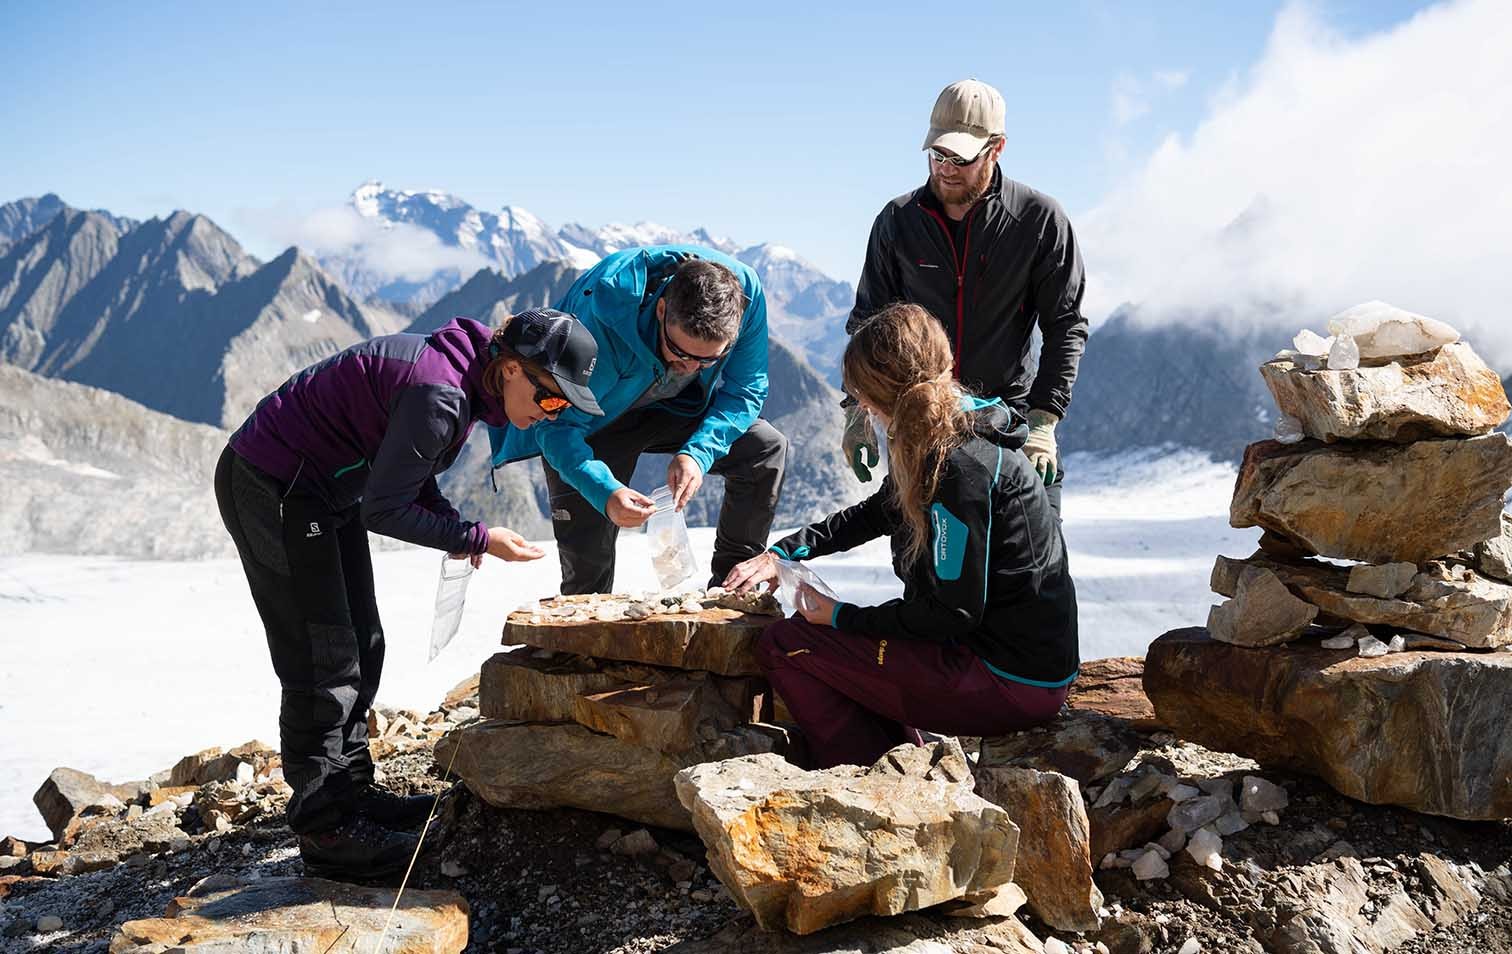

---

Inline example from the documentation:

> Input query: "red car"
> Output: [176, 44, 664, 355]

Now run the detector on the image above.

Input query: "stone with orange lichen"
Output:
[1260, 340, 1509, 444]
[673, 739, 1019, 935]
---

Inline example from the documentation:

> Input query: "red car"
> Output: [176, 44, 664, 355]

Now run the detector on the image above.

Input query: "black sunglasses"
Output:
[659, 315, 730, 367]
[523, 369, 571, 414]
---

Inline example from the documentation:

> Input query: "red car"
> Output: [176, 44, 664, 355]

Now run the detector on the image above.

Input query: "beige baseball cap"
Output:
[922, 79, 1006, 158]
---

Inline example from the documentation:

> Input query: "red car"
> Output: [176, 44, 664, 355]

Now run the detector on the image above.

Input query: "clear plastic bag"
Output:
[774, 558, 840, 615]
[429, 555, 474, 661]
[646, 485, 696, 590]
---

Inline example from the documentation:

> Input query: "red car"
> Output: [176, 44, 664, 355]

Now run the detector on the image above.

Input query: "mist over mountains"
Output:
[7, 183, 1493, 561]
[0, 188, 863, 555]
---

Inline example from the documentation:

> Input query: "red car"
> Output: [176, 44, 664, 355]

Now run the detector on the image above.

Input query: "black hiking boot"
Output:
[298, 813, 419, 881]
[354, 783, 435, 830]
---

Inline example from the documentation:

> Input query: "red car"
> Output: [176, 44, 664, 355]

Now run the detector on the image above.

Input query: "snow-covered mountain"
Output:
[322, 181, 598, 306]
[559, 221, 738, 259]
[324, 183, 856, 384]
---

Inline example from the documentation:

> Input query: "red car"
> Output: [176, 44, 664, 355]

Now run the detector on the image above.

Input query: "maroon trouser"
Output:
[755, 616, 1069, 769]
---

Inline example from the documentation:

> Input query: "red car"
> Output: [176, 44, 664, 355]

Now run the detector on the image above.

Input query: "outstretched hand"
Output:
[486, 527, 546, 562]
[796, 583, 837, 626]
[607, 487, 656, 528]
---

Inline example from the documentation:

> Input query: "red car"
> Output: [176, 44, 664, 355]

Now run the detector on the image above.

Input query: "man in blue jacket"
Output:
[492, 245, 786, 593]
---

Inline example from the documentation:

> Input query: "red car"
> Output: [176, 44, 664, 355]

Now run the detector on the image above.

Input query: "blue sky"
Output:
[0, 0, 1451, 285]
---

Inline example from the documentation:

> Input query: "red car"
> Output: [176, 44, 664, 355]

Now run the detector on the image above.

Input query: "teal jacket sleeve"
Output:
[531, 407, 621, 513]
[835, 452, 997, 643]
[677, 286, 770, 473]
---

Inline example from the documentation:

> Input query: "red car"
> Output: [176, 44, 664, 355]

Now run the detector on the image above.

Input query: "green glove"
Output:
[1024, 409, 1060, 485]
[842, 402, 880, 482]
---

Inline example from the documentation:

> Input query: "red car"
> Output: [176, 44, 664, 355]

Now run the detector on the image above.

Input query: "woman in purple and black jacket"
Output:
[214, 308, 602, 880]
[724, 302, 1078, 770]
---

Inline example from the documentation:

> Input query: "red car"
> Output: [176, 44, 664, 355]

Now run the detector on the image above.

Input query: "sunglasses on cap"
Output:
[524, 369, 572, 415]
[659, 315, 731, 367]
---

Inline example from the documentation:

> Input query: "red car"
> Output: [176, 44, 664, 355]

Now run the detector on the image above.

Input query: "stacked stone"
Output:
[1212, 300, 1512, 651]
[1143, 301, 1512, 821]
[437, 592, 789, 832]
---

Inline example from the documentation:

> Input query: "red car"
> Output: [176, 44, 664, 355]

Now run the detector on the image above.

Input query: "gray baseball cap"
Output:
[497, 308, 604, 416]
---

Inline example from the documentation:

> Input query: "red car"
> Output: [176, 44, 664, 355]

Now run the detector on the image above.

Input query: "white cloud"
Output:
[238, 202, 486, 284]
[1152, 69, 1189, 91]
[1082, 0, 1512, 363]
[1111, 73, 1151, 127]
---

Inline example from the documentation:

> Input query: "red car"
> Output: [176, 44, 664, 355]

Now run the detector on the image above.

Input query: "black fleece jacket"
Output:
[770, 401, 1079, 685]
[851, 167, 1088, 419]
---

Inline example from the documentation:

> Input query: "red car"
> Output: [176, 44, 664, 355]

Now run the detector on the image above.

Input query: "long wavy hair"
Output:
[843, 303, 973, 565]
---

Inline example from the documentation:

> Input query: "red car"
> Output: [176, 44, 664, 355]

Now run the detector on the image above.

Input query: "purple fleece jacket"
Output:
[228, 318, 507, 555]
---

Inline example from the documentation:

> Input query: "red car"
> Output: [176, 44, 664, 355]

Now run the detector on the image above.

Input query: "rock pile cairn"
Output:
[1217, 300, 1512, 651]
[1144, 301, 1512, 820]
[436, 587, 789, 831]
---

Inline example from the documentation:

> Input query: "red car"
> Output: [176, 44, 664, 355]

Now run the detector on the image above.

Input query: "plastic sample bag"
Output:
[429, 554, 474, 661]
[646, 485, 696, 590]
[774, 558, 841, 615]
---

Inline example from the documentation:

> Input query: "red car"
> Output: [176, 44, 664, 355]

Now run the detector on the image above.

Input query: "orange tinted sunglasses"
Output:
[525, 370, 572, 414]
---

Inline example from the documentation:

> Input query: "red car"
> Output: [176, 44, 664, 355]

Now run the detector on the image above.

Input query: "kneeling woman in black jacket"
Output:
[725, 302, 1078, 769]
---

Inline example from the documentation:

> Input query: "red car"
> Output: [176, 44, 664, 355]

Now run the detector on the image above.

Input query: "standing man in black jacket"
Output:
[845, 78, 1088, 513]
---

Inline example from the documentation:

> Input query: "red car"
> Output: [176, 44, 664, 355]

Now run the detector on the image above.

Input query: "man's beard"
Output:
[929, 159, 993, 208]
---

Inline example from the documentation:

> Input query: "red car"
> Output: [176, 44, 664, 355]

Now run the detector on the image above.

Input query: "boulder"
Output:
[1259, 341, 1508, 443]
[1206, 567, 1318, 646]
[978, 709, 1144, 787]
[973, 764, 1102, 932]
[674, 740, 1019, 935]
[436, 720, 694, 831]
[109, 876, 467, 952]
[505, 604, 769, 676]
[1229, 435, 1512, 564]
[1066, 656, 1163, 731]
[1213, 553, 1512, 649]
[1144, 627, 1512, 819]
[168, 741, 277, 787]
[32, 769, 147, 841]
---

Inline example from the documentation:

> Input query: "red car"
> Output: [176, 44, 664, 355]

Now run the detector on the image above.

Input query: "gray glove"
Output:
[842, 402, 879, 482]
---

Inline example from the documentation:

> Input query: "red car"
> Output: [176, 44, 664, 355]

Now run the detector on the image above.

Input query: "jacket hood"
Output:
[962, 396, 1027, 451]
[427, 318, 510, 427]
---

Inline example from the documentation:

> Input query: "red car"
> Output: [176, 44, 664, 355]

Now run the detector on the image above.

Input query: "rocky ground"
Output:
[3, 680, 1511, 953]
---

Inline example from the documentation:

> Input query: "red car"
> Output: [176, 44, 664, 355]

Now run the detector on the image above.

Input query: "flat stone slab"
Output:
[109, 876, 468, 952]
[574, 675, 766, 755]
[1214, 553, 1512, 649]
[504, 599, 771, 676]
[1260, 341, 1509, 443]
[437, 719, 786, 832]
[674, 740, 1018, 935]
[1229, 434, 1512, 564]
[1144, 627, 1512, 820]
[480, 650, 768, 751]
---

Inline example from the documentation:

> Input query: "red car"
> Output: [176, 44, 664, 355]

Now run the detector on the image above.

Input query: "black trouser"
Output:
[213, 447, 384, 835]
[542, 409, 788, 594]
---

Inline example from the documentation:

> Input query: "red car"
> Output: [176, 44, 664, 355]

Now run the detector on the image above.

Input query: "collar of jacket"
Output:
[915, 163, 1004, 217]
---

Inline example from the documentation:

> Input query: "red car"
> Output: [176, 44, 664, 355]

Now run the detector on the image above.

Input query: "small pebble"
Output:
[36, 915, 64, 933]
